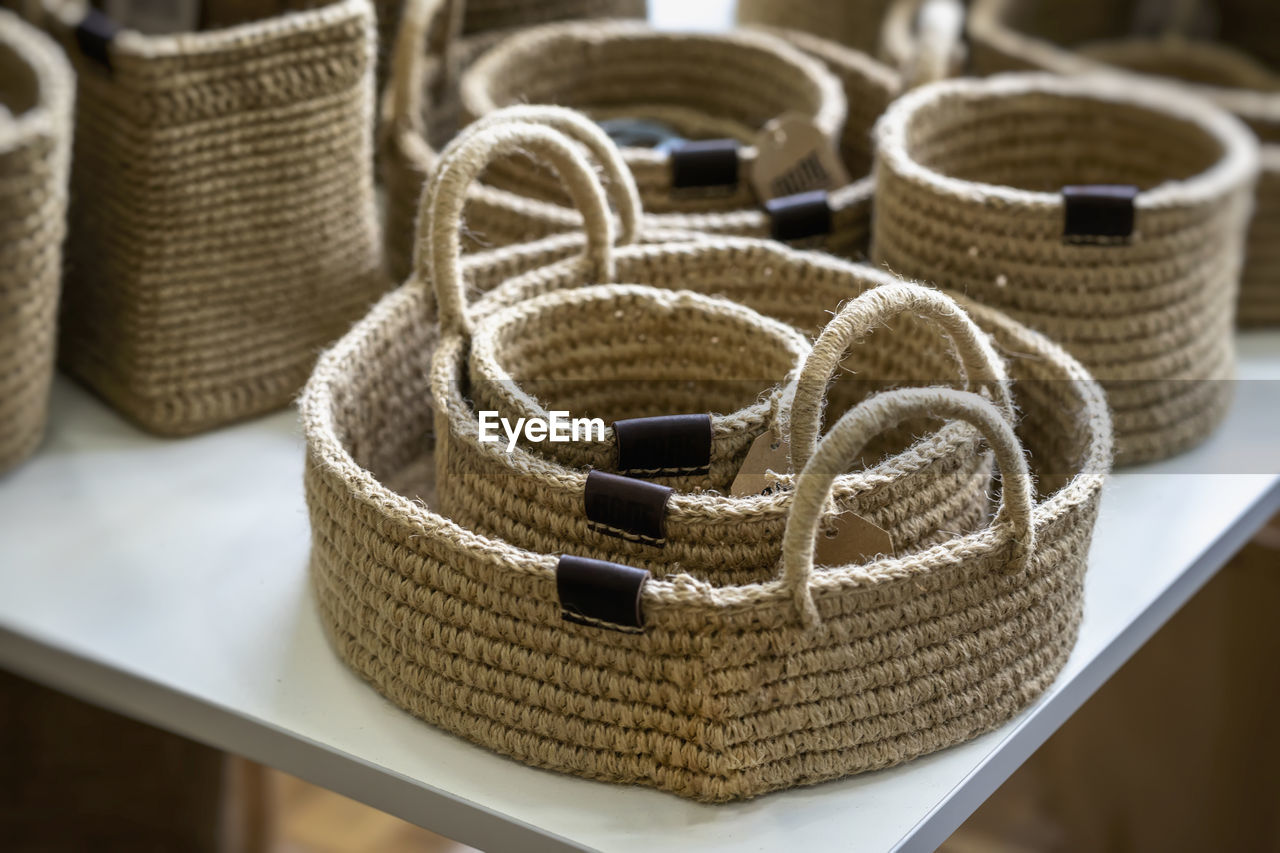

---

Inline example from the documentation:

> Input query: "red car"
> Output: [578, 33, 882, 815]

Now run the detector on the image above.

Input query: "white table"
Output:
[2, 331, 1279, 853]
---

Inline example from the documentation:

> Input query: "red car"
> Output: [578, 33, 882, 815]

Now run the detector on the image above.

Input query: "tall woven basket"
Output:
[381, 3, 880, 282]
[0, 10, 72, 473]
[302, 242, 1113, 799]
[872, 73, 1258, 465]
[32, 0, 386, 435]
[968, 0, 1280, 326]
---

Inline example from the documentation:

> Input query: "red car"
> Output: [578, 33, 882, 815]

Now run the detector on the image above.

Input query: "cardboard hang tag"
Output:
[750, 113, 850, 202]
[729, 431, 791, 497]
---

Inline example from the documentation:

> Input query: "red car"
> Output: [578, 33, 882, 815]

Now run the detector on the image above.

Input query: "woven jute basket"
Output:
[31, 0, 386, 435]
[872, 72, 1259, 465]
[968, 0, 1280, 326]
[302, 254, 1112, 799]
[0, 10, 72, 473]
[422, 119, 1006, 582]
[380, 2, 882, 282]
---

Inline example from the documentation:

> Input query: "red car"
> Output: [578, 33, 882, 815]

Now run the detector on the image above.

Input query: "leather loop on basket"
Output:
[1062, 184, 1139, 243]
[584, 470, 673, 546]
[556, 555, 649, 632]
[781, 387, 1035, 627]
[670, 139, 741, 189]
[74, 8, 117, 70]
[614, 414, 713, 477]
[783, 282, 1013, 473]
[766, 189, 832, 241]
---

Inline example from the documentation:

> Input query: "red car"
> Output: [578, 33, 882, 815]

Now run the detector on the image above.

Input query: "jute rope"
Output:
[302, 253, 1111, 798]
[872, 72, 1258, 464]
[0, 10, 72, 473]
[380, 1, 883, 283]
[969, 0, 1280, 326]
[35, 0, 386, 435]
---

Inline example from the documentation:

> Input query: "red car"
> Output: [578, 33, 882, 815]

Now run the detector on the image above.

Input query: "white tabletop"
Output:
[2, 331, 1279, 853]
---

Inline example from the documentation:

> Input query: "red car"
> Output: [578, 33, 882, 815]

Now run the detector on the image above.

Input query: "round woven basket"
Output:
[0, 10, 72, 473]
[871, 72, 1258, 465]
[302, 255, 1113, 799]
[380, 2, 882, 283]
[968, 0, 1280, 326]
[31, 0, 386, 436]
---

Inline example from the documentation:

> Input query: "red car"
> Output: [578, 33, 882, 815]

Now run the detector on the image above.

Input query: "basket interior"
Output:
[0, 40, 40, 118]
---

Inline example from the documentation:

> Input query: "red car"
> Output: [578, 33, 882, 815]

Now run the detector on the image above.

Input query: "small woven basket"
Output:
[302, 263, 1112, 798]
[380, 3, 881, 282]
[34, 0, 386, 435]
[968, 0, 1280, 326]
[0, 10, 72, 473]
[872, 72, 1258, 465]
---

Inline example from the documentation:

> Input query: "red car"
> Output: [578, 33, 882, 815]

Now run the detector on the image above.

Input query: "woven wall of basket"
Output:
[0, 10, 72, 473]
[968, 0, 1280, 327]
[871, 72, 1259, 465]
[381, 2, 896, 284]
[29, 0, 387, 436]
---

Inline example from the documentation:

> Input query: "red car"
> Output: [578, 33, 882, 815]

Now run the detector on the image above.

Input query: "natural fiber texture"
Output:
[37, 0, 386, 435]
[0, 10, 72, 473]
[968, 0, 1280, 326]
[380, 3, 877, 283]
[302, 253, 1112, 798]
[872, 72, 1258, 464]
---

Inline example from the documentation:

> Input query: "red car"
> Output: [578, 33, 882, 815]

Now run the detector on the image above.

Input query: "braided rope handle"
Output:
[783, 281, 1012, 473]
[901, 0, 965, 89]
[386, 0, 464, 137]
[781, 387, 1035, 626]
[425, 121, 617, 336]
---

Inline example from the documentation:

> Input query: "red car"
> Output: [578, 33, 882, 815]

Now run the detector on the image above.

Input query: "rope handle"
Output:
[901, 0, 965, 89]
[782, 281, 1012, 473]
[425, 121, 617, 337]
[385, 0, 464, 137]
[780, 387, 1035, 626]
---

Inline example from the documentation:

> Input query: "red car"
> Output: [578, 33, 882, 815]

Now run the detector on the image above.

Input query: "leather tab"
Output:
[75, 9, 118, 71]
[1062, 184, 1139, 243]
[767, 190, 832, 241]
[556, 555, 649, 633]
[614, 414, 713, 477]
[670, 139, 740, 189]
[584, 470, 673, 546]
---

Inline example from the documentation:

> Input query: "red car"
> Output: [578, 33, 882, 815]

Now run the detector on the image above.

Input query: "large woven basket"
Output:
[968, 0, 1280, 326]
[0, 10, 72, 473]
[302, 249, 1113, 799]
[422, 119, 1005, 582]
[380, 3, 882, 282]
[33, 0, 386, 435]
[872, 72, 1258, 465]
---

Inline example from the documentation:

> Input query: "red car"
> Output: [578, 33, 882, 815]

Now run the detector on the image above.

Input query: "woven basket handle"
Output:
[386, 0, 464, 137]
[429, 104, 643, 247]
[901, 0, 964, 89]
[426, 121, 616, 337]
[783, 281, 1012, 473]
[781, 387, 1035, 626]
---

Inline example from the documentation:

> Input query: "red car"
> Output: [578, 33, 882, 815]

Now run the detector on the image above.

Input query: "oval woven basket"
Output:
[422, 119, 1005, 583]
[31, 0, 386, 435]
[380, 2, 881, 283]
[968, 0, 1280, 326]
[0, 10, 72, 473]
[302, 257, 1113, 799]
[871, 72, 1258, 465]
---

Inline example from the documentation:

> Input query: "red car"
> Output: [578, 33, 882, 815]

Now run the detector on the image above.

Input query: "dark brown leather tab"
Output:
[584, 470, 672, 545]
[767, 190, 832, 241]
[75, 9, 118, 71]
[670, 139, 740, 189]
[614, 414, 713, 477]
[556, 555, 649, 632]
[1062, 184, 1139, 243]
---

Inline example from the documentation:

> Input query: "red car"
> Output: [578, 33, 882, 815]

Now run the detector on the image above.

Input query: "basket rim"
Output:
[874, 71, 1260, 213]
[0, 10, 73, 157]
